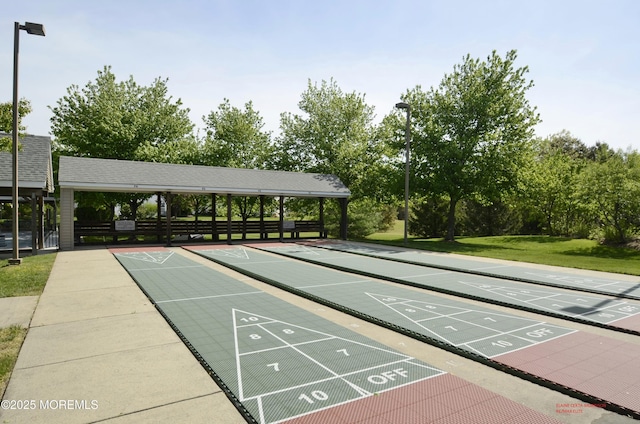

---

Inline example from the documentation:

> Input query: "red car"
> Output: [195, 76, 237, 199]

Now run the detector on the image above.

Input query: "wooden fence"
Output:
[74, 220, 326, 244]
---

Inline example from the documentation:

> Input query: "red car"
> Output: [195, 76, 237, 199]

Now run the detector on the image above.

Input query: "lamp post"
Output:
[395, 102, 410, 246]
[9, 22, 46, 265]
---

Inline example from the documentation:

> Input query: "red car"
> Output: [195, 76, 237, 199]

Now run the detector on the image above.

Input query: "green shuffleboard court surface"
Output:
[111, 248, 445, 424]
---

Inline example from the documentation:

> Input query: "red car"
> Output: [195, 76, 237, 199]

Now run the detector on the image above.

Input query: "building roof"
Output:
[0, 133, 54, 196]
[58, 156, 351, 198]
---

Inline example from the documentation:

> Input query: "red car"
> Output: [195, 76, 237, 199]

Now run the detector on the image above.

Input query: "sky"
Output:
[2, 0, 639, 150]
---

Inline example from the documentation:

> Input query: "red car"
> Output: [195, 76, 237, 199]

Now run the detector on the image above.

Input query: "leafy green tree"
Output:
[203, 99, 272, 168]
[275, 78, 386, 199]
[577, 150, 640, 243]
[275, 79, 395, 237]
[404, 50, 540, 241]
[50, 66, 194, 219]
[202, 98, 274, 222]
[525, 135, 587, 236]
[0, 99, 32, 151]
[51, 66, 193, 159]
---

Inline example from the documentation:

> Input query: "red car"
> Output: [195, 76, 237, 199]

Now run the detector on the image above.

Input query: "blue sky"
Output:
[2, 0, 639, 150]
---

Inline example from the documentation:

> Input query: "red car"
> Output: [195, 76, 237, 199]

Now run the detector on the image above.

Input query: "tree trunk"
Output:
[445, 197, 458, 241]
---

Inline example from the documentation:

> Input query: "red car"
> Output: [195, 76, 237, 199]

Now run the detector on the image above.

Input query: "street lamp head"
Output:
[22, 22, 46, 36]
[395, 102, 410, 110]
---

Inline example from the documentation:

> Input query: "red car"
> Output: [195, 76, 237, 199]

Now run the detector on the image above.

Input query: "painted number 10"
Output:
[298, 390, 328, 404]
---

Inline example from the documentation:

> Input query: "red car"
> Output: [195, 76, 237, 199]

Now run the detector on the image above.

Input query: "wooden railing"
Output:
[74, 219, 326, 244]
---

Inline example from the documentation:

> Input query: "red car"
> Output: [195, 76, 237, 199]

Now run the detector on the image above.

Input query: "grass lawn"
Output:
[0, 253, 56, 397]
[0, 326, 27, 397]
[0, 253, 57, 297]
[366, 221, 640, 276]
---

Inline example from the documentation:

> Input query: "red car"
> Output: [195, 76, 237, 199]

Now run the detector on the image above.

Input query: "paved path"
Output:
[0, 296, 38, 328]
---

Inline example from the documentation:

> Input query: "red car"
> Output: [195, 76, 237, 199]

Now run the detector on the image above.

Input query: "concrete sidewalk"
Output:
[0, 296, 38, 328]
[0, 248, 245, 424]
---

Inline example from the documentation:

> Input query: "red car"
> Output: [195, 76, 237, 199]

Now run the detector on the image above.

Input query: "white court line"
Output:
[368, 295, 459, 346]
[241, 259, 291, 265]
[268, 371, 445, 424]
[255, 325, 372, 397]
[243, 357, 429, 401]
[368, 295, 473, 316]
[299, 280, 370, 289]
[594, 281, 635, 289]
[489, 328, 580, 359]
[462, 322, 548, 345]
[156, 291, 263, 304]
[398, 271, 454, 279]
[233, 309, 415, 364]
[130, 265, 206, 272]
[414, 310, 471, 322]
[469, 265, 511, 271]
[573, 301, 637, 318]
[410, 308, 509, 335]
[232, 309, 245, 401]
[239, 336, 337, 356]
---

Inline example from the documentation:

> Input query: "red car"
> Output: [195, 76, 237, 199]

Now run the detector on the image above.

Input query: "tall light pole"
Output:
[9, 21, 46, 265]
[395, 102, 410, 246]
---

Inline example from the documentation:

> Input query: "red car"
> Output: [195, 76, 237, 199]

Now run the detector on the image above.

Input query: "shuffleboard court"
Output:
[258, 243, 640, 334]
[304, 240, 640, 300]
[187, 244, 640, 417]
[110, 247, 561, 424]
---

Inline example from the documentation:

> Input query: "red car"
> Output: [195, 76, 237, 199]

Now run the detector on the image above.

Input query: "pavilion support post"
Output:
[212, 194, 218, 241]
[259, 195, 265, 239]
[319, 197, 325, 238]
[156, 192, 162, 242]
[165, 193, 172, 246]
[59, 188, 74, 250]
[54, 198, 58, 249]
[38, 194, 44, 249]
[339, 198, 348, 240]
[279, 196, 284, 242]
[226, 194, 232, 245]
[31, 192, 37, 255]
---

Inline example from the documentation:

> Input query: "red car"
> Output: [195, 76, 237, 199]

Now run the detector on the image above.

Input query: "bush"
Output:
[325, 198, 394, 239]
[76, 206, 110, 221]
[459, 199, 521, 236]
[408, 196, 449, 238]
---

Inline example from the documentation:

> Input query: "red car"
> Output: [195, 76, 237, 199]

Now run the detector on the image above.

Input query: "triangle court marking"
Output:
[114, 250, 175, 265]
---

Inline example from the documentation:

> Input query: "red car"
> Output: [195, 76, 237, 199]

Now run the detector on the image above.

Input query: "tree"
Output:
[203, 99, 272, 169]
[0, 99, 32, 151]
[202, 99, 274, 222]
[405, 50, 540, 241]
[275, 78, 394, 236]
[524, 135, 587, 236]
[51, 66, 193, 159]
[50, 66, 194, 220]
[275, 78, 384, 199]
[577, 150, 640, 243]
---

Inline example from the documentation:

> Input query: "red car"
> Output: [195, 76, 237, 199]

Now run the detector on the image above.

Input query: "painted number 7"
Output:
[267, 363, 280, 372]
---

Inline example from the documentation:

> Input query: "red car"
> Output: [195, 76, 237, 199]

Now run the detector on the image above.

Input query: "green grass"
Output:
[366, 222, 640, 276]
[0, 325, 27, 397]
[0, 253, 57, 297]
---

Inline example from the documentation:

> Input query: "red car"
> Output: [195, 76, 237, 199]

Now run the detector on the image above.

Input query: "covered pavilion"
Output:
[0, 133, 55, 252]
[58, 156, 351, 250]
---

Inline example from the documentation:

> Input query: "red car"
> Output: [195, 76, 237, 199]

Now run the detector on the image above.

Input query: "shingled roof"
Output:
[0, 133, 54, 196]
[58, 156, 351, 198]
